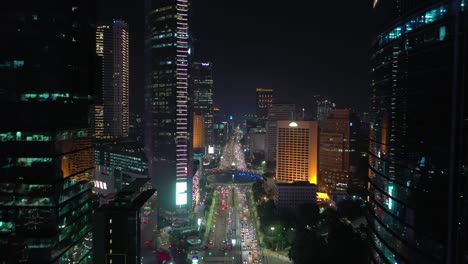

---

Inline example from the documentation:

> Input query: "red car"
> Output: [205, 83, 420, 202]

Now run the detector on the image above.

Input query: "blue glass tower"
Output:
[369, 1, 467, 263]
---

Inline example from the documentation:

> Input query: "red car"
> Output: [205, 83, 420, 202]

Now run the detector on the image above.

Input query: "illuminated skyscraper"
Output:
[369, 1, 467, 263]
[0, 1, 96, 262]
[144, 0, 192, 209]
[193, 113, 204, 149]
[318, 109, 351, 193]
[192, 62, 214, 147]
[96, 20, 130, 139]
[276, 121, 318, 184]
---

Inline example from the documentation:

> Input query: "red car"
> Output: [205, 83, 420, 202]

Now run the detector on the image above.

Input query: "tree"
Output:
[327, 218, 368, 264]
[336, 199, 364, 221]
[295, 203, 320, 227]
[252, 180, 266, 202]
[288, 228, 327, 264]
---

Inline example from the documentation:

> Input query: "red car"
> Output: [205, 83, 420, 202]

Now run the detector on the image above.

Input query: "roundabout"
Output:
[206, 170, 261, 184]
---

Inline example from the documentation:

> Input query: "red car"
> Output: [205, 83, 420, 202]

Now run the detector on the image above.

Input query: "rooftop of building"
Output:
[275, 181, 317, 187]
[95, 141, 146, 157]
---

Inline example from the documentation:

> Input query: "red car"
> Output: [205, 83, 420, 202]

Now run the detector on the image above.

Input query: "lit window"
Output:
[439, 26, 446, 41]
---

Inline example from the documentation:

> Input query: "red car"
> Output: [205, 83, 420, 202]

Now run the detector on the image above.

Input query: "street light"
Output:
[270, 226, 275, 235]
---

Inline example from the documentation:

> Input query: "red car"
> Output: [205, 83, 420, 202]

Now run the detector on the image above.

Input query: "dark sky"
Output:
[98, 0, 373, 115]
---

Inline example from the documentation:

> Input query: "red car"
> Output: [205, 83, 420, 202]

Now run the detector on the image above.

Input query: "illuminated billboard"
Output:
[208, 145, 214, 154]
[176, 181, 187, 206]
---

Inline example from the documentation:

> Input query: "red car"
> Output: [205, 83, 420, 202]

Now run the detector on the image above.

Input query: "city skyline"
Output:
[97, 0, 372, 116]
[2, 1, 467, 264]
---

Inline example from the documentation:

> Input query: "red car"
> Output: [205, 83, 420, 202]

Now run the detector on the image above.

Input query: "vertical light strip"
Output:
[121, 25, 129, 137]
[175, 0, 189, 199]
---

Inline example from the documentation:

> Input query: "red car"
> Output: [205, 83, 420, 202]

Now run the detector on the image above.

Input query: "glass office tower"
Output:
[369, 1, 467, 263]
[96, 20, 130, 139]
[192, 61, 214, 147]
[144, 0, 192, 209]
[0, 1, 96, 263]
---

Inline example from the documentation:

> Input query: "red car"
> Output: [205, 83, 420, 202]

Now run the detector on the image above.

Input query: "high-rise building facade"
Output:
[274, 181, 317, 211]
[256, 88, 274, 122]
[192, 62, 214, 147]
[318, 109, 351, 193]
[276, 121, 318, 184]
[193, 113, 204, 149]
[316, 99, 335, 127]
[96, 20, 130, 139]
[369, 1, 467, 263]
[265, 104, 296, 162]
[0, 1, 96, 262]
[144, 0, 192, 209]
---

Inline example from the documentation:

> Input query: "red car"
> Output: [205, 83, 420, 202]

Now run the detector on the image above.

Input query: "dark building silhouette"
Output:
[0, 1, 97, 262]
[93, 178, 156, 264]
[191, 62, 214, 148]
[368, 1, 467, 263]
[318, 109, 352, 193]
[255, 88, 274, 126]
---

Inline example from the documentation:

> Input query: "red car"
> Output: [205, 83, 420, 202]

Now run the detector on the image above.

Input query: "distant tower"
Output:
[316, 99, 335, 126]
[96, 20, 130, 139]
[265, 104, 296, 163]
[192, 62, 214, 147]
[318, 109, 351, 193]
[256, 88, 274, 126]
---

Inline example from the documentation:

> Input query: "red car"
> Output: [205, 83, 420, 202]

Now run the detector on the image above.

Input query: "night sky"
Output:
[98, 0, 373, 116]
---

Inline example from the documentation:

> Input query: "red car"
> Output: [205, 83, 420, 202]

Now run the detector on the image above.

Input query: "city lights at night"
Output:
[0, 0, 466, 264]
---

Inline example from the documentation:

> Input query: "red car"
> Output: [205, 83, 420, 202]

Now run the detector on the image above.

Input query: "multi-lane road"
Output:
[202, 185, 262, 264]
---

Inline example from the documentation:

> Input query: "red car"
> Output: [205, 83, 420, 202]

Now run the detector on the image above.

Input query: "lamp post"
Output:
[270, 226, 275, 236]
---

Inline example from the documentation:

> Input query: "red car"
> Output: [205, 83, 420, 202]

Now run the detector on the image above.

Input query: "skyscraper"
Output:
[0, 1, 96, 262]
[318, 109, 351, 193]
[316, 99, 335, 127]
[192, 62, 214, 147]
[369, 1, 467, 263]
[256, 88, 274, 123]
[276, 121, 318, 184]
[96, 20, 130, 139]
[193, 113, 204, 149]
[144, 0, 192, 209]
[265, 103, 296, 162]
